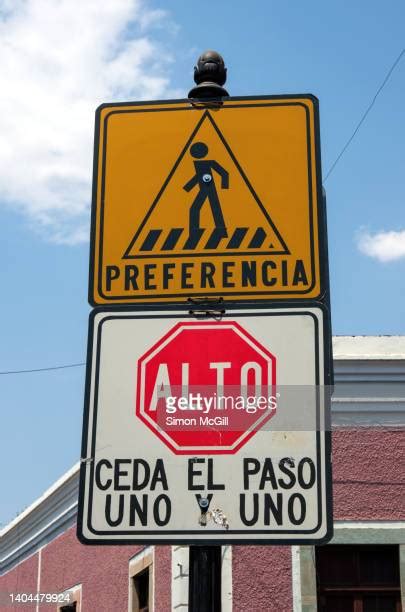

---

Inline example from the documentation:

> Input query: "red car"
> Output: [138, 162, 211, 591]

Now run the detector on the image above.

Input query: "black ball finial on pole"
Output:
[188, 50, 229, 99]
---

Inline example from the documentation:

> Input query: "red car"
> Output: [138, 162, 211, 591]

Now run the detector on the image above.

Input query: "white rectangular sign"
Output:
[78, 306, 332, 544]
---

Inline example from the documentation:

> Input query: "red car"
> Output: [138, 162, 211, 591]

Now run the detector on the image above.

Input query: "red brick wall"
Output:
[154, 546, 172, 611]
[0, 553, 38, 612]
[332, 429, 405, 520]
[0, 531, 172, 612]
[39, 529, 141, 611]
[232, 545, 292, 612]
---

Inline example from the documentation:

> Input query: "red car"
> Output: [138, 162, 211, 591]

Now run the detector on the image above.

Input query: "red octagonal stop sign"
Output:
[136, 321, 277, 454]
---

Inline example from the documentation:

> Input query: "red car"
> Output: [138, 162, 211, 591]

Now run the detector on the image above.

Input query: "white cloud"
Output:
[357, 229, 405, 262]
[0, 0, 178, 244]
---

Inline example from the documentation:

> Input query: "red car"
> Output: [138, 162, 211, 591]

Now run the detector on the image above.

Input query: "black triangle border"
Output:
[123, 110, 290, 259]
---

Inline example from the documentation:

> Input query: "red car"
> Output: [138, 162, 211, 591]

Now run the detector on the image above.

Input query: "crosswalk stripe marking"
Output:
[161, 228, 183, 251]
[183, 228, 205, 250]
[226, 227, 248, 249]
[248, 227, 266, 248]
[140, 229, 162, 251]
[204, 227, 228, 249]
[136, 226, 279, 252]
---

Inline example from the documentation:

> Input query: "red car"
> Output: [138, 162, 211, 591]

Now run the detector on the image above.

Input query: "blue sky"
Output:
[1, 0, 404, 525]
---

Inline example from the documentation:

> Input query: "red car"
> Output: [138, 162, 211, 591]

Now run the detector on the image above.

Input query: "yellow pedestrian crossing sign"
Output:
[89, 96, 326, 304]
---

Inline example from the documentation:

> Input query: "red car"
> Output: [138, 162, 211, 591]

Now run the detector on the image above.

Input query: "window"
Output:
[316, 545, 401, 612]
[57, 584, 81, 612]
[129, 548, 153, 612]
[132, 569, 149, 612]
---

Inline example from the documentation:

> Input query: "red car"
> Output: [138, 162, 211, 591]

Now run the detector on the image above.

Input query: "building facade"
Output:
[1, 336, 404, 611]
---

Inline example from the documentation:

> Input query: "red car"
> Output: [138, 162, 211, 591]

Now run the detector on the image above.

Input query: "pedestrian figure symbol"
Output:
[183, 142, 229, 239]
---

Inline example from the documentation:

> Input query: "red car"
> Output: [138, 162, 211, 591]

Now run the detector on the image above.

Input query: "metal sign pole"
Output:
[189, 546, 222, 612]
[187, 51, 230, 612]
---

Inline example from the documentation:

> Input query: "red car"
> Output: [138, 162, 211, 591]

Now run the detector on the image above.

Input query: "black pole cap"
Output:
[188, 50, 229, 99]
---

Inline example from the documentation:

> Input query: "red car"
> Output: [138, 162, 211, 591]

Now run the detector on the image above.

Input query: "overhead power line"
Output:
[0, 362, 85, 375]
[324, 47, 405, 181]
